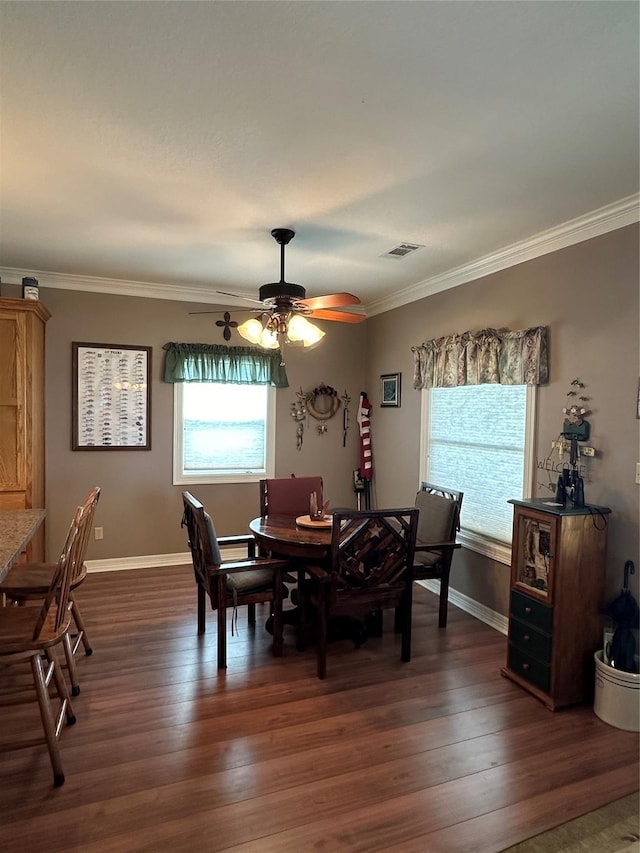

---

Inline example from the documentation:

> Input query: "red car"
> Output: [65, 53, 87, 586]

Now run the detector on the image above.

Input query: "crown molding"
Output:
[2, 194, 637, 315]
[0, 268, 250, 307]
[365, 193, 640, 317]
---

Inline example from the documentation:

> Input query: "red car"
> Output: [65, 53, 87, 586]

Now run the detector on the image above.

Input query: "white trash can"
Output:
[593, 650, 640, 732]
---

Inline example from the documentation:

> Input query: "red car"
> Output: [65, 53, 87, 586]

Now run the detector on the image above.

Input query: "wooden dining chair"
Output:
[258, 475, 325, 622]
[305, 507, 418, 679]
[0, 487, 101, 694]
[407, 481, 463, 628]
[0, 504, 83, 786]
[259, 475, 324, 517]
[181, 491, 291, 670]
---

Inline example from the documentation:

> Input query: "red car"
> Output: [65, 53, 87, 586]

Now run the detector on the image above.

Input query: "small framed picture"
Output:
[380, 372, 401, 408]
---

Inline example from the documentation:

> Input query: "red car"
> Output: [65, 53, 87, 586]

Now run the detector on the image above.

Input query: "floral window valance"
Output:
[162, 342, 289, 387]
[412, 326, 548, 389]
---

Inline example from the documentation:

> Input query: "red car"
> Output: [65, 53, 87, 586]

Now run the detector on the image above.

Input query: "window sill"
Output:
[457, 529, 512, 566]
[173, 472, 265, 486]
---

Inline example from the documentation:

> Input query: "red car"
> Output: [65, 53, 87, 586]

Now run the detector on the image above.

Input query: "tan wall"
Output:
[4, 223, 637, 617]
[366, 224, 640, 611]
[9, 287, 366, 561]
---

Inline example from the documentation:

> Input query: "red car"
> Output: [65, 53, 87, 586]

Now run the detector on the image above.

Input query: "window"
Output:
[173, 382, 275, 485]
[420, 384, 536, 563]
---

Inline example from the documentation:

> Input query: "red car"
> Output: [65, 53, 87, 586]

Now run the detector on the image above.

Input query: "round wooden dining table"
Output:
[248, 514, 332, 561]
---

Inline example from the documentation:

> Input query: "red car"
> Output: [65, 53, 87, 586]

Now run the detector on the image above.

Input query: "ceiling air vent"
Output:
[381, 242, 424, 259]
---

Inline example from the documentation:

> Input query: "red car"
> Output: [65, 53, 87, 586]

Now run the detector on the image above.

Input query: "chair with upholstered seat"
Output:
[182, 491, 291, 670]
[408, 481, 463, 628]
[259, 475, 324, 518]
[0, 504, 83, 786]
[305, 507, 418, 679]
[258, 475, 325, 627]
[0, 487, 101, 695]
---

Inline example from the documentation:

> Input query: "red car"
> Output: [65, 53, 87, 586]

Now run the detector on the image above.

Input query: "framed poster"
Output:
[72, 342, 151, 450]
[380, 372, 401, 408]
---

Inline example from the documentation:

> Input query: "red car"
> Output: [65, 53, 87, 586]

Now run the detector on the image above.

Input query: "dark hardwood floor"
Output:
[1, 565, 637, 852]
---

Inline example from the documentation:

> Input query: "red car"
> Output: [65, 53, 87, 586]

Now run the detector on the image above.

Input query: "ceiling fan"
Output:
[191, 228, 366, 349]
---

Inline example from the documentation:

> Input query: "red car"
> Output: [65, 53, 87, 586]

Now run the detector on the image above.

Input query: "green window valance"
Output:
[162, 342, 289, 387]
[412, 326, 548, 389]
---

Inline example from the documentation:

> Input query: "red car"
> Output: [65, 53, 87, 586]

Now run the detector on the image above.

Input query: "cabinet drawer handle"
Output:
[523, 634, 530, 642]
[521, 663, 530, 671]
[524, 607, 532, 615]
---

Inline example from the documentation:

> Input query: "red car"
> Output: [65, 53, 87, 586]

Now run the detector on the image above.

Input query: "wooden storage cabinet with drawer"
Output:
[0, 297, 50, 560]
[501, 499, 610, 710]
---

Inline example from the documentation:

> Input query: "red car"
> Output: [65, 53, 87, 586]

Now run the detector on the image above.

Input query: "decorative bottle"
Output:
[22, 277, 39, 300]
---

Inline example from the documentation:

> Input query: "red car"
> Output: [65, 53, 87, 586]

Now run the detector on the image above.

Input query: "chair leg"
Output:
[247, 603, 256, 626]
[46, 648, 76, 725]
[296, 564, 308, 652]
[400, 586, 412, 663]
[62, 631, 81, 696]
[393, 600, 402, 634]
[70, 593, 92, 655]
[272, 574, 283, 658]
[438, 571, 450, 628]
[31, 652, 69, 787]
[216, 575, 227, 670]
[197, 583, 206, 635]
[316, 583, 329, 680]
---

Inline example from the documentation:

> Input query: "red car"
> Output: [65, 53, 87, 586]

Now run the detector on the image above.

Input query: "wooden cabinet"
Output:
[0, 297, 50, 560]
[501, 498, 610, 710]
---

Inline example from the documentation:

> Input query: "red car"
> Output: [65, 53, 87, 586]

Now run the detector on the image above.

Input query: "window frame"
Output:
[172, 381, 276, 485]
[419, 384, 537, 565]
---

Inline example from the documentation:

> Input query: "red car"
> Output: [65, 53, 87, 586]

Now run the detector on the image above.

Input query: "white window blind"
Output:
[423, 384, 534, 557]
[173, 382, 275, 484]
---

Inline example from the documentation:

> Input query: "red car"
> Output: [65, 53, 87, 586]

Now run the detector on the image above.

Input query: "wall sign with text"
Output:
[72, 342, 152, 450]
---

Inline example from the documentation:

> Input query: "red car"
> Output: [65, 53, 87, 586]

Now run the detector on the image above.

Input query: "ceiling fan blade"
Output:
[188, 308, 257, 315]
[306, 308, 366, 324]
[215, 290, 266, 306]
[298, 292, 361, 310]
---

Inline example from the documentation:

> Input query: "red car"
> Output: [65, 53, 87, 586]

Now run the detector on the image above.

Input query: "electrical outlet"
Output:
[636, 463, 640, 485]
[580, 446, 595, 457]
[94, 526, 104, 541]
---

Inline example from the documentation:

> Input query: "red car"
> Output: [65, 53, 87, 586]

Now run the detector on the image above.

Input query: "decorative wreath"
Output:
[305, 383, 341, 421]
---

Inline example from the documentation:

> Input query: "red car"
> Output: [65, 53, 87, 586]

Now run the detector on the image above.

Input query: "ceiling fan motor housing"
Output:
[259, 281, 306, 303]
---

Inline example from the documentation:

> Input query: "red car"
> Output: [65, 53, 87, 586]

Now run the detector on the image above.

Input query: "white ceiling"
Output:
[1, 1, 638, 317]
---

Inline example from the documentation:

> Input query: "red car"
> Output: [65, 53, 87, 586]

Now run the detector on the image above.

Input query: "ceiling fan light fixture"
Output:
[236, 317, 264, 345]
[287, 313, 326, 347]
[232, 229, 358, 352]
[259, 325, 280, 349]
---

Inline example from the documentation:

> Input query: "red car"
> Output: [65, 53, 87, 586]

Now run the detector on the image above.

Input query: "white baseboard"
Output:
[417, 579, 508, 636]
[85, 548, 246, 573]
[86, 554, 508, 636]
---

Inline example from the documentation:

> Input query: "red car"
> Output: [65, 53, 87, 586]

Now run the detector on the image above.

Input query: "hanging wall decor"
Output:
[215, 312, 239, 341]
[380, 373, 401, 407]
[72, 342, 151, 450]
[341, 389, 351, 447]
[305, 383, 341, 421]
[290, 387, 307, 450]
[290, 383, 348, 449]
